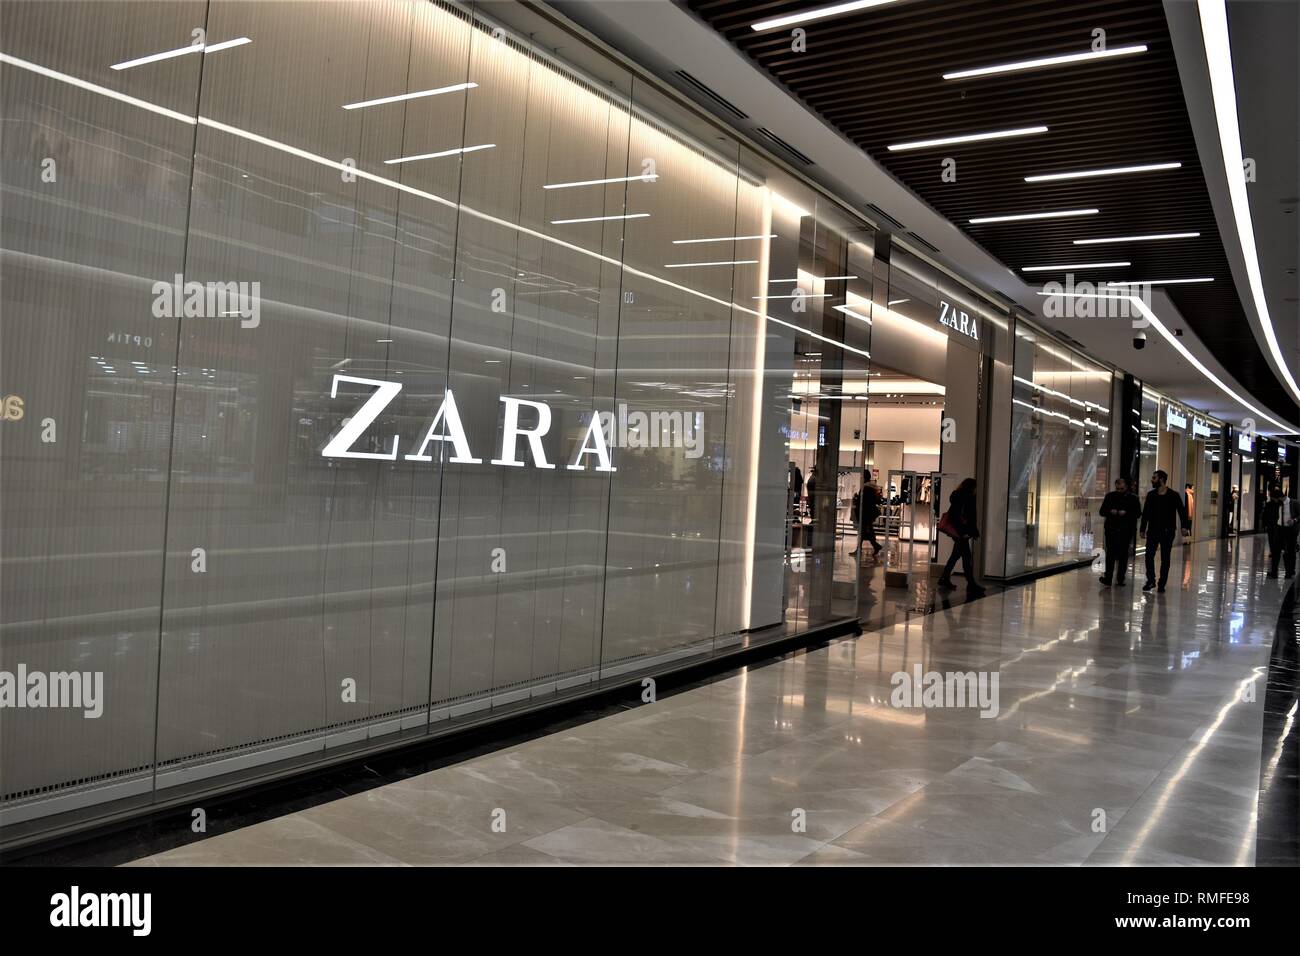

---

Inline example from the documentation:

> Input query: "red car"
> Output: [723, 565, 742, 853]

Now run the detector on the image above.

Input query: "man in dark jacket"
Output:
[1262, 484, 1299, 578]
[1099, 477, 1141, 586]
[849, 480, 883, 557]
[1140, 469, 1189, 593]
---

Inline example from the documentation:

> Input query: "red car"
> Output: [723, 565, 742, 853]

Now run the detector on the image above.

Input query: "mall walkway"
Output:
[132, 536, 1285, 866]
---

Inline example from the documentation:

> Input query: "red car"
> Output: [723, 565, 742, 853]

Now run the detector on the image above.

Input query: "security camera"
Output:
[1133, 330, 1147, 350]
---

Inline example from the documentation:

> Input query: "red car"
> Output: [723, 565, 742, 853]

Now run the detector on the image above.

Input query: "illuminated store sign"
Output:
[1191, 417, 1212, 439]
[1165, 405, 1187, 431]
[322, 374, 615, 471]
[938, 300, 979, 342]
[1238, 432, 1253, 452]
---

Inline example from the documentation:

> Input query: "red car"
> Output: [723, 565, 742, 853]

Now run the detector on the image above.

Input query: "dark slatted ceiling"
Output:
[686, 0, 1297, 419]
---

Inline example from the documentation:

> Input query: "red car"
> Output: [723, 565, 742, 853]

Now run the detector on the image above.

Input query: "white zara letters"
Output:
[321, 374, 615, 471]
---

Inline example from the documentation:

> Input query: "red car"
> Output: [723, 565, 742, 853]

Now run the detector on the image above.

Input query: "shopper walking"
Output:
[1099, 477, 1140, 586]
[849, 480, 883, 557]
[1263, 483, 1299, 578]
[1140, 469, 1189, 593]
[937, 478, 985, 595]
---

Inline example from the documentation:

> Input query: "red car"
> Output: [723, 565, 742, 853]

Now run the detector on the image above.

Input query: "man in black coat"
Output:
[1262, 484, 1300, 578]
[1140, 469, 1190, 593]
[1099, 477, 1141, 586]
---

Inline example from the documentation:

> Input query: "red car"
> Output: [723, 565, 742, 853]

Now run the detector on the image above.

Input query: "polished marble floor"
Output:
[131, 535, 1283, 866]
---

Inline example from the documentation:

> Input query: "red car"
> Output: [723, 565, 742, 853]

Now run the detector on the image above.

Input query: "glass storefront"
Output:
[1, 0, 882, 836]
[1003, 321, 1111, 577]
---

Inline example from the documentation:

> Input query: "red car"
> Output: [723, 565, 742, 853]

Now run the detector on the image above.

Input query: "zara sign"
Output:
[321, 374, 616, 471]
[938, 300, 979, 342]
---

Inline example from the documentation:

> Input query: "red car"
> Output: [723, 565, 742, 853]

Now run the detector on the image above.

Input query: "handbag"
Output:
[938, 510, 961, 539]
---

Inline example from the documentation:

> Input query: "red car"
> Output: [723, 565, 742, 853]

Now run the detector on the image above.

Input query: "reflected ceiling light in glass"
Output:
[762, 293, 832, 299]
[943, 44, 1147, 81]
[385, 143, 495, 164]
[1073, 232, 1199, 245]
[1025, 161, 1180, 182]
[1105, 278, 1215, 286]
[111, 36, 250, 70]
[751, 0, 902, 31]
[821, 275, 858, 281]
[833, 304, 873, 325]
[888, 125, 1047, 152]
[343, 82, 477, 110]
[969, 208, 1098, 224]
[673, 234, 776, 244]
[552, 213, 650, 224]
[1022, 262, 1129, 272]
[888, 298, 909, 305]
[664, 259, 757, 268]
[543, 174, 658, 189]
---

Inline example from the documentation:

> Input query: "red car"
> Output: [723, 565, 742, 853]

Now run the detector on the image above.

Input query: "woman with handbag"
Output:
[938, 478, 986, 595]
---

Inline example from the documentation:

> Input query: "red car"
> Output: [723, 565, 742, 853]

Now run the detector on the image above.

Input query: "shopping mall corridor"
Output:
[130, 536, 1292, 866]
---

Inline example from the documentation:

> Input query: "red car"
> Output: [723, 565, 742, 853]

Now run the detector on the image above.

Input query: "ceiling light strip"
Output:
[970, 208, 1098, 224]
[1025, 161, 1181, 182]
[751, 0, 902, 32]
[888, 125, 1048, 152]
[551, 213, 649, 224]
[944, 44, 1148, 81]
[1073, 232, 1200, 245]
[673, 234, 776, 244]
[385, 143, 495, 164]
[1021, 262, 1130, 272]
[1198, 0, 1300, 405]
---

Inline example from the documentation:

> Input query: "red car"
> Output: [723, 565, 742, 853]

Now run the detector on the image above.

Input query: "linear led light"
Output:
[821, 275, 858, 281]
[111, 36, 250, 70]
[1022, 262, 1129, 272]
[1073, 232, 1199, 245]
[384, 143, 494, 164]
[343, 82, 477, 110]
[969, 208, 1098, 224]
[751, 0, 901, 32]
[888, 298, 909, 306]
[543, 174, 658, 189]
[1105, 277, 1214, 286]
[944, 44, 1148, 81]
[760, 293, 833, 300]
[1025, 161, 1180, 182]
[673, 234, 776, 244]
[551, 212, 649, 224]
[665, 259, 758, 268]
[888, 125, 1047, 152]
[1199, 0, 1300, 406]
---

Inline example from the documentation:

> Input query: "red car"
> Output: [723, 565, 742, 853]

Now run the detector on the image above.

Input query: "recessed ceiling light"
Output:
[1022, 262, 1130, 272]
[887, 125, 1048, 152]
[888, 298, 909, 306]
[1073, 232, 1199, 245]
[760, 293, 834, 299]
[673, 234, 776, 244]
[111, 37, 250, 70]
[1105, 278, 1215, 286]
[664, 260, 758, 268]
[1025, 161, 1181, 183]
[969, 208, 1099, 224]
[543, 174, 658, 189]
[551, 213, 650, 224]
[384, 143, 494, 164]
[751, 0, 902, 32]
[343, 82, 477, 110]
[943, 44, 1148, 81]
